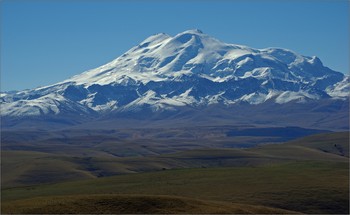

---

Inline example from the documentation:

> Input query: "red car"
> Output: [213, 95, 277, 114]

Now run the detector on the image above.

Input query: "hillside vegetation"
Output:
[1, 132, 349, 214]
[2, 132, 348, 188]
[1, 194, 298, 214]
[2, 160, 348, 214]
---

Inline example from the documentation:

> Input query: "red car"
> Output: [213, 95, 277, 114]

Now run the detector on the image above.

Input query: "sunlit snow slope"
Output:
[1, 29, 348, 117]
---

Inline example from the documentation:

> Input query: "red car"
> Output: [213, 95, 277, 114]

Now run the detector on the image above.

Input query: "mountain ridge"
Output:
[1, 30, 348, 125]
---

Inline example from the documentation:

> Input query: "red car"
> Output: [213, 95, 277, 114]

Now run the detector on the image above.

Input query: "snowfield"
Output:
[1, 29, 349, 117]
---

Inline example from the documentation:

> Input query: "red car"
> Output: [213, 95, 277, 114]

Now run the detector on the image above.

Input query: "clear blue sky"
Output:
[1, 0, 349, 91]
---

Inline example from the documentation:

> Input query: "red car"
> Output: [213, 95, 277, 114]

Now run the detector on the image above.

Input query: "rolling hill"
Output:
[2, 161, 348, 214]
[2, 131, 348, 188]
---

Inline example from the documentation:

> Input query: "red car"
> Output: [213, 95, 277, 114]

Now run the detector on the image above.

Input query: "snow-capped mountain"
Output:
[1, 29, 349, 118]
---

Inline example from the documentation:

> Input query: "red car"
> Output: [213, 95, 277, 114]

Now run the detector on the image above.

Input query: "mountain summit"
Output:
[1, 30, 348, 120]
